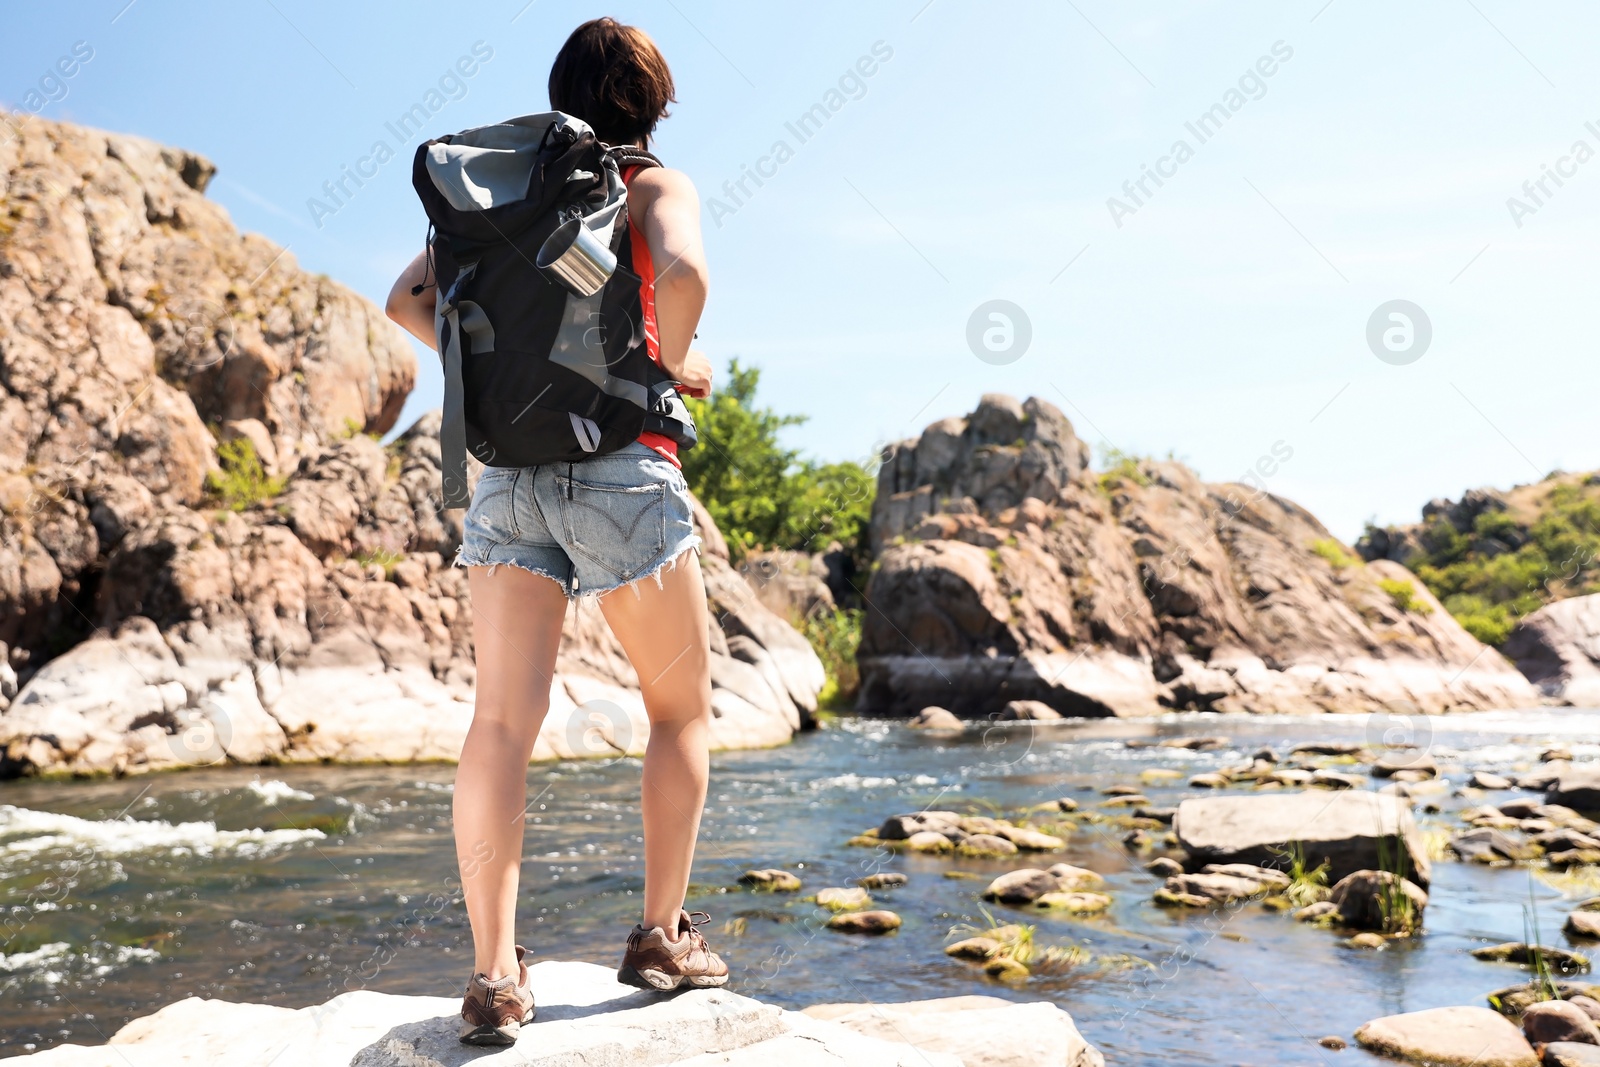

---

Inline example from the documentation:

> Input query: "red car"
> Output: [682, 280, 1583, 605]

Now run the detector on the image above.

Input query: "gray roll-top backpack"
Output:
[411, 112, 697, 509]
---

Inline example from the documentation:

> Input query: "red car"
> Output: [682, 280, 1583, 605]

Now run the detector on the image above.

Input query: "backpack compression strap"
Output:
[436, 261, 477, 509]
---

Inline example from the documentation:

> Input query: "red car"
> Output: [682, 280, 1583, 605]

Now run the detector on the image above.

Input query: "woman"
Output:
[385, 17, 724, 1046]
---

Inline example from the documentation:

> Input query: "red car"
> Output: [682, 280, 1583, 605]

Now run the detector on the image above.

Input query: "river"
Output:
[3, 710, 1597, 1064]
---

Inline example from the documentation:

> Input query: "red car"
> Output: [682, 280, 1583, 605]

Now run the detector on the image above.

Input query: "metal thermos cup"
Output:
[536, 218, 616, 297]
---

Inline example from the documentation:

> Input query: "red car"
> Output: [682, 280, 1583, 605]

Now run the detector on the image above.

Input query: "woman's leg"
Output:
[598, 551, 714, 934]
[454, 566, 569, 980]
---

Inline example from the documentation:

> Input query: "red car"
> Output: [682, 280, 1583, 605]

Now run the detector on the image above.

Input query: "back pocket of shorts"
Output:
[463, 468, 522, 550]
[557, 476, 666, 580]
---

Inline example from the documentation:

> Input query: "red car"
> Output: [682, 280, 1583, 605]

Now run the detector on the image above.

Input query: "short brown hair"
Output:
[548, 18, 676, 147]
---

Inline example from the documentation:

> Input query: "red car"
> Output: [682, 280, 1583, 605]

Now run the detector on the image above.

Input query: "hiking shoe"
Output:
[458, 945, 536, 1046]
[617, 909, 730, 991]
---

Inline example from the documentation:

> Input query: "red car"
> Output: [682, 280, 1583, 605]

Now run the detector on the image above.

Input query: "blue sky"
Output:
[5, 0, 1597, 539]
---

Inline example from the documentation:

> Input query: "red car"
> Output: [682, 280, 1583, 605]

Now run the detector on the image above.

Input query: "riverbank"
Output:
[3, 711, 1599, 1064]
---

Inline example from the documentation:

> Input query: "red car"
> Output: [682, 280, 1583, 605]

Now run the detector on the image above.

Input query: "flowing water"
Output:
[3, 711, 1598, 1064]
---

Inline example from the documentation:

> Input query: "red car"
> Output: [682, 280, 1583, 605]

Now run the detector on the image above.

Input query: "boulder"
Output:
[1033, 891, 1112, 913]
[1521, 1000, 1600, 1047]
[1570, 912, 1600, 939]
[737, 549, 835, 625]
[944, 937, 1002, 960]
[815, 887, 871, 911]
[1330, 870, 1429, 931]
[982, 865, 1101, 904]
[1473, 771, 1515, 790]
[877, 811, 961, 840]
[20, 959, 969, 1066]
[858, 872, 907, 890]
[740, 869, 802, 892]
[803, 996, 1105, 1067]
[998, 699, 1061, 720]
[1354, 1005, 1538, 1067]
[909, 706, 963, 730]
[1453, 828, 1536, 863]
[1504, 594, 1600, 706]
[957, 833, 1018, 857]
[1544, 1044, 1600, 1067]
[1159, 872, 1273, 905]
[1471, 943, 1590, 974]
[1550, 766, 1600, 815]
[826, 910, 901, 934]
[1174, 791, 1431, 887]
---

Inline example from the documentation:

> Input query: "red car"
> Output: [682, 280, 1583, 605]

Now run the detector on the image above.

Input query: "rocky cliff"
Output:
[859, 394, 1537, 717]
[0, 114, 822, 776]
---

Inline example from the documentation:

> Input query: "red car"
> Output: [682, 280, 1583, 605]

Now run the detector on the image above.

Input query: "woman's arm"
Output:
[628, 167, 712, 397]
[385, 250, 437, 349]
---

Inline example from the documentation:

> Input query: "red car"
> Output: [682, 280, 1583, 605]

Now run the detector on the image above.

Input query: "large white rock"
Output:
[805, 995, 1106, 1067]
[1504, 592, 1600, 705]
[1174, 790, 1432, 887]
[1354, 1005, 1537, 1067]
[16, 961, 972, 1067]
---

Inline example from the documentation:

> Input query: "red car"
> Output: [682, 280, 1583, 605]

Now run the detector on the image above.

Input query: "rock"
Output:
[1330, 870, 1429, 931]
[1312, 769, 1367, 789]
[740, 869, 802, 892]
[24, 958, 971, 1066]
[1550, 766, 1600, 815]
[816, 887, 871, 911]
[1354, 1005, 1538, 1067]
[1174, 791, 1431, 887]
[1522, 1000, 1600, 1047]
[1534, 830, 1600, 853]
[1503, 799, 1547, 818]
[1294, 741, 1368, 756]
[858, 396, 1534, 719]
[957, 833, 1018, 857]
[909, 706, 963, 730]
[1199, 863, 1292, 890]
[1034, 891, 1112, 913]
[803, 996, 1105, 1067]
[1253, 746, 1282, 763]
[905, 831, 954, 853]
[1268, 768, 1315, 787]
[1574, 996, 1600, 1023]
[1099, 793, 1149, 807]
[982, 865, 1101, 904]
[944, 937, 1002, 960]
[1569, 912, 1600, 939]
[1319, 1034, 1347, 1049]
[737, 549, 835, 626]
[1374, 752, 1439, 779]
[998, 699, 1061, 720]
[1453, 828, 1536, 863]
[1133, 806, 1178, 824]
[1349, 932, 1388, 949]
[858, 872, 907, 890]
[983, 956, 1031, 981]
[1486, 983, 1600, 1019]
[1551, 850, 1600, 869]
[1161, 872, 1273, 905]
[1474, 771, 1515, 790]
[1189, 773, 1230, 789]
[1146, 857, 1185, 879]
[1544, 1043, 1600, 1067]
[878, 811, 962, 840]
[1523, 767, 1569, 791]
[1103, 783, 1144, 796]
[1055, 797, 1079, 812]
[1504, 594, 1600, 707]
[1296, 901, 1338, 922]
[1471, 943, 1591, 974]
[827, 910, 902, 934]
[993, 825, 1065, 851]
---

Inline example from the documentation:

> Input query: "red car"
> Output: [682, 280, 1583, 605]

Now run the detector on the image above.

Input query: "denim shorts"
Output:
[454, 441, 701, 598]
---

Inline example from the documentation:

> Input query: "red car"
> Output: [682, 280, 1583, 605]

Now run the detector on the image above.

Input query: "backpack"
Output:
[411, 112, 697, 508]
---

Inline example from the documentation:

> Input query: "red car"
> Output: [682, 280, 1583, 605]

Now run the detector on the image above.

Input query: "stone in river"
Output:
[1472, 771, 1514, 790]
[944, 937, 1001, 960]
[1544, 1044, 1600, 1067]
[905, 831, 954, 853]
[740, 869, 802, 892]
[1354, 1006, 1539, 1066]
[1470, 942, 1590, 974]
[1569, 912, 1600, 940]
[1521, 999, 1600, 1046]
[1174, 791, 1431, 887]
[859, 872, 908, 890]
[909, 706, 963, 731]
[828, 910, 901, 934]
[1034, 891, 1111, 913]
[1452, 827, 1535, 863]
[998, 699, 1061, 720]
[1145, 857, 1184, 878]
[958, 833, 1019, 857]
[1330, 870, 1428, 931]
[816, 887, 871, 911]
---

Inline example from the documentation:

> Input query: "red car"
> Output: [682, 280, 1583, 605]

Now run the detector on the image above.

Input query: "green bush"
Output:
[802, 608, 862, 709]
[1311, 538, 1360, 569]
[681, 359, 874, 565]
[1096, 444, 1150, 492]
[205, 437, 285, 512]
[1378, 577, 1430, 616]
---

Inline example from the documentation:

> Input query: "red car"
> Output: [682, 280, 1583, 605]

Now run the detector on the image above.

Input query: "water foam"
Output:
[0, 805, 325, 860]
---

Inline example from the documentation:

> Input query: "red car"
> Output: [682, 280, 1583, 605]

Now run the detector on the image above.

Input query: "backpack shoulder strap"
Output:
[607, 145, 662, 173]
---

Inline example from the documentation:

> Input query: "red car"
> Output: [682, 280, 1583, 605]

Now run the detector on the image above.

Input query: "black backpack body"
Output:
[412, 112, 694, 508]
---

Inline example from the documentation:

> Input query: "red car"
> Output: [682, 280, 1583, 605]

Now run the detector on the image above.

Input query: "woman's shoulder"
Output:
[626, 164, 696, 204]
